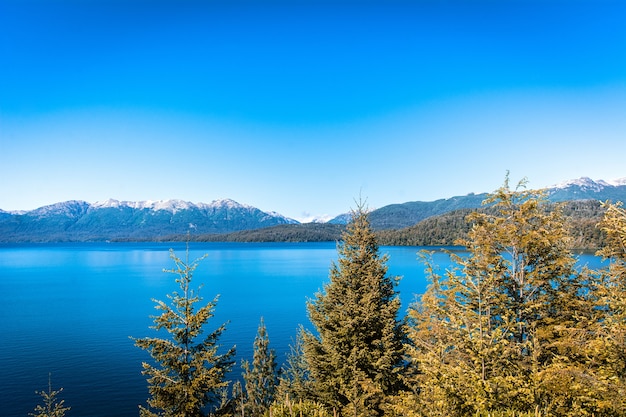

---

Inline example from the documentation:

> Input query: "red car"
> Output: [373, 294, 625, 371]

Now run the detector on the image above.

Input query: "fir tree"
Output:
[241, 318, 278, 416]
[133, 247, 235, 417]
[303, 202, 405, 416]
[30, 374, 70, 417]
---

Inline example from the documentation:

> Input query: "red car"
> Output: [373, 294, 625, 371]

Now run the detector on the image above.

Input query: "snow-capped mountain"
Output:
[90, 198, 260, 214]
[0, 198, 298, 242]
[548, 177, 626, 202]
[553, 177, 626, 191]
[296, 213, 336, 224]
[1, 176, 625, 242]
[329, 176, 626, 229]
[29, 200, 91, 218]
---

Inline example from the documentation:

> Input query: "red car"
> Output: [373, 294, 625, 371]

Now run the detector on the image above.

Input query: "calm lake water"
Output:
[0, 242, 604, 417]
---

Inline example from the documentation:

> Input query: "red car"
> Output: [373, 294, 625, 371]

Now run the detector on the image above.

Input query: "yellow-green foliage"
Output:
[133, 248, 235, 417]
[242, 318, 279, 417]
[473, 412, 543, 417]
[405, 176, 626, 417]
[302, 203, 406, 416]
[30, 374, 70, 417]
[268, 395, 332, 417]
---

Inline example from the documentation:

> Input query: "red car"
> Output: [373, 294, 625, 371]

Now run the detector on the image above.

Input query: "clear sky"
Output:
[1, 0, 625, 222]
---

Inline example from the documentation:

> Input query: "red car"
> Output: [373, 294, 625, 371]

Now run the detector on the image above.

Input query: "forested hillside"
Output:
[196, 223, 345, 243]
[377, 199, 607, 249]
[187, 200, 607, 250]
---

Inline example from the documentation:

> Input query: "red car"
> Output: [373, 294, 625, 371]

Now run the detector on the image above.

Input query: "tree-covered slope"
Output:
[180, 223, 345, 243]
[376, 200, 607, 249]
[332, 177, 626, 230]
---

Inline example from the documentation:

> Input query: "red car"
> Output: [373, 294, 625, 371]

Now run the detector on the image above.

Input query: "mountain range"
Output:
[1, 177, 625, 243]
[356, 176, 626, 230]
[0, 198, 297, 242]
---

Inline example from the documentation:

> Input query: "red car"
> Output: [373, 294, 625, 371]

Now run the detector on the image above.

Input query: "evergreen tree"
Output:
[30, 374, 70, 417]
[134, 247, 235, 417]
[406, 176, 596, 416]
[303, 202, 405, 416]
[241, 318, 278, 416]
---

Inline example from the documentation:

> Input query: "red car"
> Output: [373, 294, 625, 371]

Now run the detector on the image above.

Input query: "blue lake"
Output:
[0, 242, 604, 417]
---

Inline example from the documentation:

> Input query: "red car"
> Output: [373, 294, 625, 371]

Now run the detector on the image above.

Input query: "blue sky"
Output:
[1, 1, 625, 221]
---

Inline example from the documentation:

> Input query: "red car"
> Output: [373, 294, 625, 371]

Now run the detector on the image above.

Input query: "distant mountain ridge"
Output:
[0, 198, 297, 242]
[332, 176, 626, 230]
[1, 177, 624, 242]
[547, 176, 626, 202]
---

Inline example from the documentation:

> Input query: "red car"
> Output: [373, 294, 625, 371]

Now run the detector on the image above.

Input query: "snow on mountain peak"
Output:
[90, 198, 261, 214]
[554, 177, 598, 189]
[92, 199, 195, 213]
[30, 200, 90, 217]
[145, 200, 193, 212]
[92, 199, 122, 209]
[552, 177, 626, 192]
[297, 213, 334, 224]
[605, 177, 626, 187]
[209, 198, 249, 209]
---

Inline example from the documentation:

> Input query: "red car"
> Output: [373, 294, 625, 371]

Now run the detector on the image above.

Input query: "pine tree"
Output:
[133, 247, 235, 417]
[303, 202, 405, 416]
[30, 374, 70, 417]
[241, 317, 278, 416]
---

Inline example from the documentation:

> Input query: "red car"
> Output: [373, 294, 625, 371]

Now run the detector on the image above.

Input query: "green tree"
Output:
[302, 202, 405, 416]
[30, 374, 70, 417]
[406, 176, 597, 416]
[241, 317, 278, 416]
[133, 247, 235, 417]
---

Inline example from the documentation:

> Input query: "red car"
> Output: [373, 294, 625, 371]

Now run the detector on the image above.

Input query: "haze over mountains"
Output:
[1, 177, 625, 243]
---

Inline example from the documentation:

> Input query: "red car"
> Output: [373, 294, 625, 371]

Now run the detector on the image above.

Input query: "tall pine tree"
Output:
[303, 202, 405, 417]
[133, 247, 235, 417]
